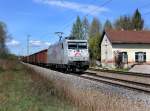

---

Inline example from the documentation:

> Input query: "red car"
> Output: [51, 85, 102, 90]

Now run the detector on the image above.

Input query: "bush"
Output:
[0, 53, 17, 60]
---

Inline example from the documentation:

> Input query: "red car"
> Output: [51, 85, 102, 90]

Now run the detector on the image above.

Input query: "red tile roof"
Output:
[105, 29, 150, 44]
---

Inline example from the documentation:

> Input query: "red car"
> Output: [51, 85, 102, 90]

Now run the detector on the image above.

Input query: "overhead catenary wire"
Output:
[143, 11, 150, 15]
[122, 2, 150, 16]
[138, 2, 150, 10]
[60, 0, 97, 31]
[61, 0, 113, 31]
[85, 0, 112, 17]
[136, 2, 150, 16]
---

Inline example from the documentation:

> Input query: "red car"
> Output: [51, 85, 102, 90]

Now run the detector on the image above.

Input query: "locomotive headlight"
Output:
[84, 57, 89, 60]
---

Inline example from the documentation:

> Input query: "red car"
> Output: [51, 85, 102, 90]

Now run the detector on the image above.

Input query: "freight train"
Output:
[22, 38, 89, 72]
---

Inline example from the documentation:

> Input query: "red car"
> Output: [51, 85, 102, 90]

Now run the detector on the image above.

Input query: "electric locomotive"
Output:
[48, 38, 89, 72]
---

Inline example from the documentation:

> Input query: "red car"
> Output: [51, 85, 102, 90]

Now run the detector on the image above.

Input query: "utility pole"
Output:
[55, 32, 64, 41]
[27, 35, 30, 56]
[27, 35, 30, 62]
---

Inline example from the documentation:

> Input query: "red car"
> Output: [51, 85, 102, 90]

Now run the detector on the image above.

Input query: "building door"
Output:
[121, 52, 128, 64]
[114, 51, 128, 68]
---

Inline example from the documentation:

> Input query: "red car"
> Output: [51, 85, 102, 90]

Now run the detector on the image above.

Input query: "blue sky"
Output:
[1, 0, 150, 55]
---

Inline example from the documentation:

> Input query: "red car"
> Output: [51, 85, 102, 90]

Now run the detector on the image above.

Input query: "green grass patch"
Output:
[114, 68, 129, 72]
[0, 60, 75, 111]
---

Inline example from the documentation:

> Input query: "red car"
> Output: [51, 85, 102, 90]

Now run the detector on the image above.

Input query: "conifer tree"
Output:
[114, 16, 132, 30]
[89, 17, 101, 38]
[71, 16, 83, 39]
[88, 18, 102, 60]
[104, 19, 112, 30]
[82, 17, 89, 40]
[132, 9, 144, 30]
[114, 9, 144, 30]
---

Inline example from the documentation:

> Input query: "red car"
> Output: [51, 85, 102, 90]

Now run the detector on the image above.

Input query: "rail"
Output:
[69, 71, 150, 94]
[89, 68, 150, 77]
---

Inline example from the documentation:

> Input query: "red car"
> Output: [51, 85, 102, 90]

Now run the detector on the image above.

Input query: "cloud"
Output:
[6, 39, 20, 46]
[44, 42, 51, 46]
[34, 0, 109, 15]
[30, 40, 41, 47]
[30, 40, 51, 47]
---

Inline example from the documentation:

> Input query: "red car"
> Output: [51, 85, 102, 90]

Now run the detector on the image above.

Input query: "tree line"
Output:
[0, 21, 9, 58]
[0, 21, 16, 59]
[0, 9, 146, 61]
[70, 9, 145, 63]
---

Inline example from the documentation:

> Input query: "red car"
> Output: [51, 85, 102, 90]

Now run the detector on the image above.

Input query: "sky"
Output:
[0, 0, 150, 55]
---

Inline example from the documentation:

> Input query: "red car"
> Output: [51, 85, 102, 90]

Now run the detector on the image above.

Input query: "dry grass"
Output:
[0, 59, 19, 71]
[26, 65, 150, 111]
[50, 79, 150, 111]
[0, 60, 75, 111]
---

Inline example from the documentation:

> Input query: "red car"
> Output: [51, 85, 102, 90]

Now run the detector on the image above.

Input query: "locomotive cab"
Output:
[66, 40, 89, 71]
[48, 39, 90, 72]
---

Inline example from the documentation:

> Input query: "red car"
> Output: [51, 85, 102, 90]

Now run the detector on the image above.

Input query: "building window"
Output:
[135, 52, 146, 63]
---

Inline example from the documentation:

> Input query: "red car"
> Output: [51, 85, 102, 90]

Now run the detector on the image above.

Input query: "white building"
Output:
[101, 29, 150, 69]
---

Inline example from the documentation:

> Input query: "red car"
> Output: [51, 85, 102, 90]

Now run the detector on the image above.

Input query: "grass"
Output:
[46, 79, 149, 111]
[0, 60, 75, 111]
[114, 68, 129, 72]
[1, 59, 149, 111]
[27, 64, 149, 111]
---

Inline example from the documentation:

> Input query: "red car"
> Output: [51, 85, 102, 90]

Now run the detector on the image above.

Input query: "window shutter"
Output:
[144, 52, 146, 62]
[135, 52, 138, 62]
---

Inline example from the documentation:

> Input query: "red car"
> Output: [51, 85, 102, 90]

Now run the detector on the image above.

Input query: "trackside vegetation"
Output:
[0, 60, 75, 111]
[25, 63, 150, 111]
[0, 5, 149, 111]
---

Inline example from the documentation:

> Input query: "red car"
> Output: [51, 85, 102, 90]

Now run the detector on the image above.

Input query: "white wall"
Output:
[112, 44, 150, 66]
[101, 34, 114, 68]
[101, 34, 150, 69]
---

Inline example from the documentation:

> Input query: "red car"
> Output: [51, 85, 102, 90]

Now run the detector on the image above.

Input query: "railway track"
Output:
[48, 67, 150, 93]
[24, 62, 150, 94]
[70, 71, 150, 94]
[89, 68, 150, 77]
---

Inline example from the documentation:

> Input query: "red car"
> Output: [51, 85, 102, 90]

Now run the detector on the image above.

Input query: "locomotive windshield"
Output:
[78, 42, 87, 49]
[68, 42, 87, 49]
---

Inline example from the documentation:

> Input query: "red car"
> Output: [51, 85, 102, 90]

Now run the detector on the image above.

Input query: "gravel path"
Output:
[24, 63, 150, 106]
[129, 65, 150, 74]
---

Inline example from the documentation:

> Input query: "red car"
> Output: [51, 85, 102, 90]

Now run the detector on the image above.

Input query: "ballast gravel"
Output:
[24, 63, 150, 106]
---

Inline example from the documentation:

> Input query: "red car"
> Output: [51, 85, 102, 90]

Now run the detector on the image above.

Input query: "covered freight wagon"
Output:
[35, 49, 48, 65]
[22, 49, 48, 66]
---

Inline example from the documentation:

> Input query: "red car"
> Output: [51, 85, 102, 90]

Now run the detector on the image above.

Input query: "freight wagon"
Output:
[22, 49, 48, 66]
[22, 38, 89, 72]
